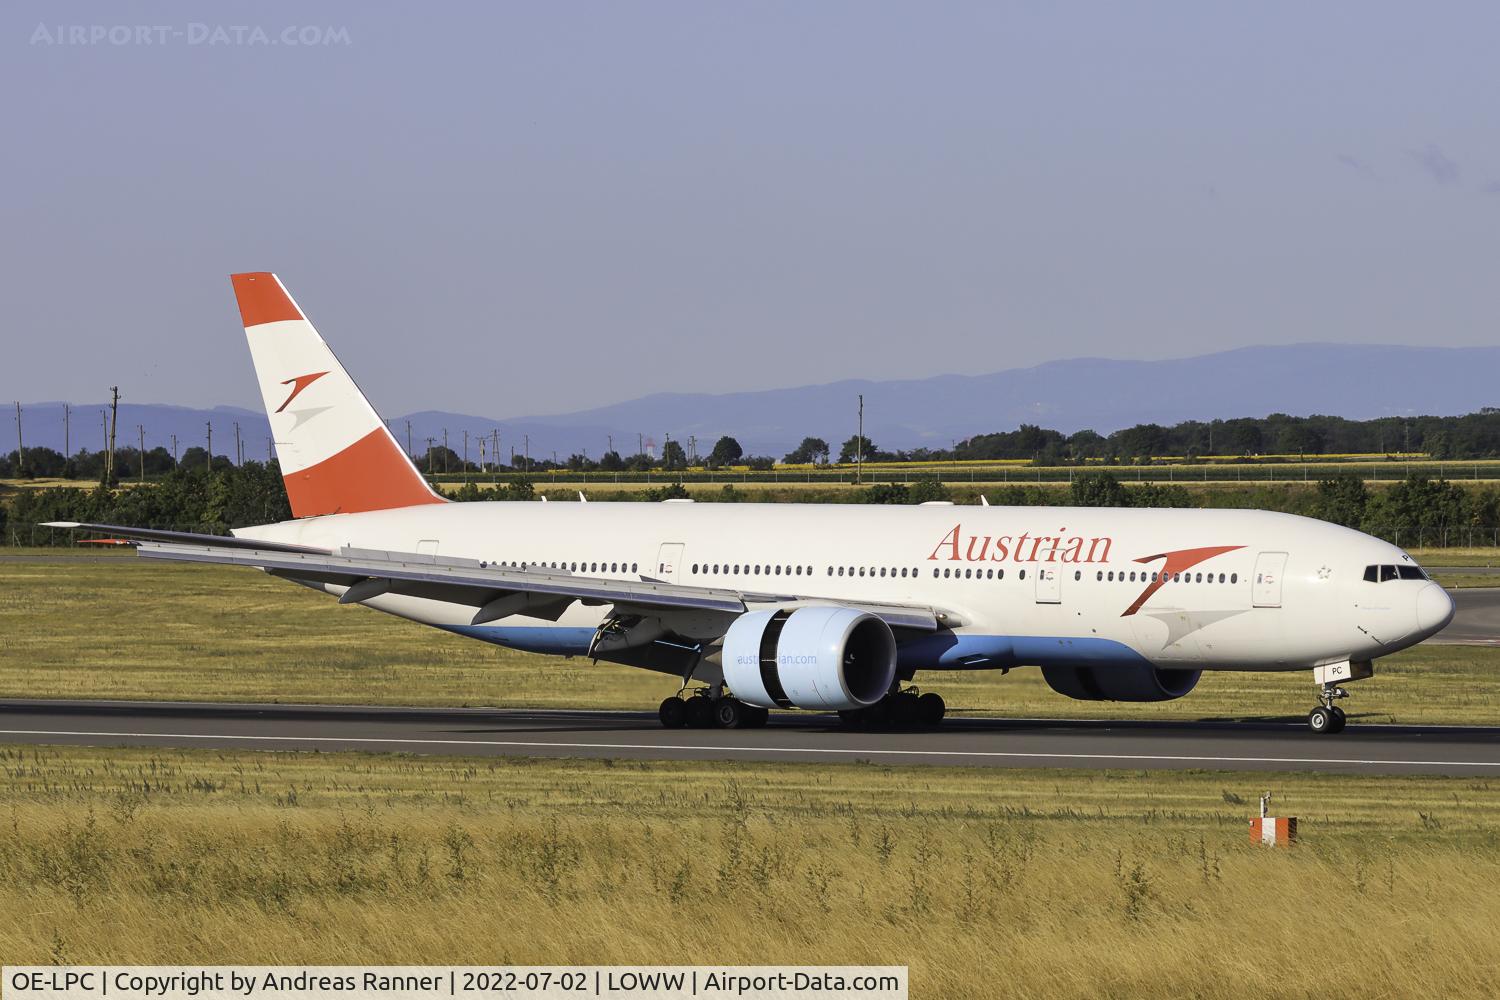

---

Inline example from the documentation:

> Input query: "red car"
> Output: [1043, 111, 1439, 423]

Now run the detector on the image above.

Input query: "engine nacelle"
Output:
[1041, 664, 1201, 702]
[722, 606, 896, 711]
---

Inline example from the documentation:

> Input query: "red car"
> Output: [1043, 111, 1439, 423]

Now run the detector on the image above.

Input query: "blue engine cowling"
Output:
[722, 606, 897, 711]
[1041, 664, 1201, 702]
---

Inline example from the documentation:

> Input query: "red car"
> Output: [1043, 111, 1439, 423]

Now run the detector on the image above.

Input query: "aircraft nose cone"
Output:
[1416, 583, 1456, 636]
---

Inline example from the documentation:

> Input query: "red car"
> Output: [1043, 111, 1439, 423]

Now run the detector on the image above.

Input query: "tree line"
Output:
[8, 407, 1500, 482]
[6, 462, 1497, 548]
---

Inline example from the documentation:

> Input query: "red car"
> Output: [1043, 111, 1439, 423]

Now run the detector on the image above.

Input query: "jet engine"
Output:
[1041, 664, 1201, 702]
[722, 606, 897, 711]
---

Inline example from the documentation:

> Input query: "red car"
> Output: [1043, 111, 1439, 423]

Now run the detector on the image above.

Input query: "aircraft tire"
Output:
[658, 697, 687, 728]
[917, 692, 946, 728]
[714, 698, 746, 729]
[686, 696, 716, 729]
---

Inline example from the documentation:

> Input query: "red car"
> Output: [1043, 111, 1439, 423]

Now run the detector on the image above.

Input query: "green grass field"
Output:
[2, 745, 1499, 998]
[1, 550, 1498, 725]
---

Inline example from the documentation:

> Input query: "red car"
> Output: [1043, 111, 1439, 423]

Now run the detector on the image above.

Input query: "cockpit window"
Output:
[1365, 564, 1428, 583]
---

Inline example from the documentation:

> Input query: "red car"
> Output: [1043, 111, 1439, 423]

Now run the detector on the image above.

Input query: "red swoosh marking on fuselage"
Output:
[276, 371, 330, 413]
[1121, 545, 1245, 617]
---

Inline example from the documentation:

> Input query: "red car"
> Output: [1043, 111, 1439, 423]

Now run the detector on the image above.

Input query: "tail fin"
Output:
[231, 272, 444, 518]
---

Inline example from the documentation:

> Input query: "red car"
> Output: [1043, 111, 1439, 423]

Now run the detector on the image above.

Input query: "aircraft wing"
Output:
[44, 523, 946, 632]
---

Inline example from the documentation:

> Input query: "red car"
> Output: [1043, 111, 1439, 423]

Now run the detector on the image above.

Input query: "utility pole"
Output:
[607, 434, 614, 456]
[688, 435, 697, 466]
[13, 401, 24, 478]
[443, 429, 449, 474]
[234, 421, 242, 466]
[491, 429, 500, 472]
[637, 432, 643, 458]
[425, 437, 435, 474]
[479, 436, 486, 473]
[107, 386, 120, 485]
[406, 420, 413, 462]
[63, 402, 70, 463]
[171, 434, 178, 467]
[205, 420, 213, 471]
[463, 429, 469, 476]
[856, 393, 864, 485]
[524, 434, 530, 473]
[137, 424, 145, 483]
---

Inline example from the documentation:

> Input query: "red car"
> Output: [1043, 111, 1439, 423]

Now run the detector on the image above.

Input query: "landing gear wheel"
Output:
[714, 698, 746, 729]
[686, 696, 715, 729]
[658, 697, 687, 728]
[1329, 706, 1347, 733]
[890, 692, 920, 728]
[744, 705, 770, 728]
[1308, 706, 1335, 734]
[917, 692, 946, 728]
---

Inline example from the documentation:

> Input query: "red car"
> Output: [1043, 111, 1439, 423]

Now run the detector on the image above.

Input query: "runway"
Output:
[3, 699, 1500, 776]
[1437, 587, 1500, 644]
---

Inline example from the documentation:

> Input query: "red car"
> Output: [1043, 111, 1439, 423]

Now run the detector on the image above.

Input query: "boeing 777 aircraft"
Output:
[51, 273, 1456, 734]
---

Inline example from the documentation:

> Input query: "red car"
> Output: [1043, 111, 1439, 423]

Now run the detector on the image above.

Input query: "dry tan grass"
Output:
[0, 746, 1497, 998]
[2, 554, 1498, 724]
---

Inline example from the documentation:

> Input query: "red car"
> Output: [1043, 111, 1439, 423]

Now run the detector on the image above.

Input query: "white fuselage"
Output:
[237, 500, 1454, 679]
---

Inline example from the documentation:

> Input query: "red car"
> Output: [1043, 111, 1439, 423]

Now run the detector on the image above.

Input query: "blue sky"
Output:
[3, 2, 1498, 417]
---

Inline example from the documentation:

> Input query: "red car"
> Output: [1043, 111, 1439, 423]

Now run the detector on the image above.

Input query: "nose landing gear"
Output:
[1307, 685, 1348, 734]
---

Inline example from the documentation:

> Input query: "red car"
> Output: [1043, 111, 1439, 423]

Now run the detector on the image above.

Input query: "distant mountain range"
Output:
[12, 344, 1499, 462]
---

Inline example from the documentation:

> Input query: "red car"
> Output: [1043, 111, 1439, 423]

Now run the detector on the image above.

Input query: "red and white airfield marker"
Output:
[1249, 792, 1298, 846]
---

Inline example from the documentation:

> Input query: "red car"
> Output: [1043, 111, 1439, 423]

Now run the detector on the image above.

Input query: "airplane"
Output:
[49, 273, 1456, 735]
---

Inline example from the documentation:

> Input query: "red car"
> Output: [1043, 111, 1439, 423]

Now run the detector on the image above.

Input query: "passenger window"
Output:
[1019, 569, 1026, 580]
[1097, 571, 1103, 581]
[998, 569, 1005, 579]
[943, 568, 951, 578]
[1230, 573, 1237, 584]
[1107, 571, 1114, 581]
[1195, 573, 1202, 583]
[1074, 570, 1081, 580]
[1218, 573, 1225, 583]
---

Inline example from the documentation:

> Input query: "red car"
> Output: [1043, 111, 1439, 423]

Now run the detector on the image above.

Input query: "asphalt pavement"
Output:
[2, 699, 1499, 775]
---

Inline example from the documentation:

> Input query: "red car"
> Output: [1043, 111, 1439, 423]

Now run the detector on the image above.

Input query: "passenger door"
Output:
[1252, 551, 1288, 608]
[1034, 565, 1062, 604]
[654, 542, 685, 584]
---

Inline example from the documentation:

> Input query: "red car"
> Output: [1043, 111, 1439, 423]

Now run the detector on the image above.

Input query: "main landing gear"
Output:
[838, 687, 946, 730]
[1307, 686, 1348, 735]
[658, 691, 770, 730]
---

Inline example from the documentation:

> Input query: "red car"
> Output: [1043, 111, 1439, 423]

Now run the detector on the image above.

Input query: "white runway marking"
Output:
[1, 728, 1497, 769]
